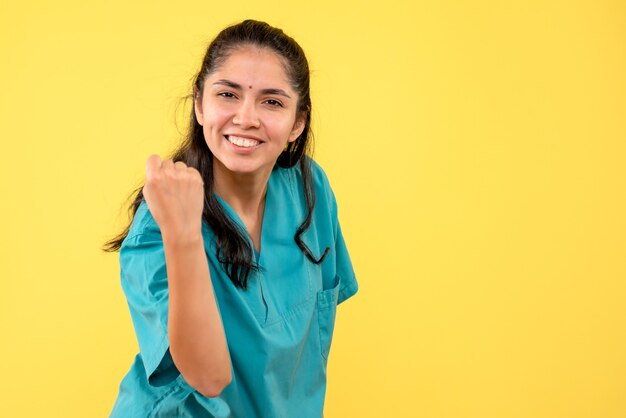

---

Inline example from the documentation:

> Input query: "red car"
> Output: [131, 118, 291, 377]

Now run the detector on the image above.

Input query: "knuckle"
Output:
[191, 171, 203, 184]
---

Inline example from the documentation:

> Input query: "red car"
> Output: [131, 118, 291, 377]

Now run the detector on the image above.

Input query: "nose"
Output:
[232, 99, 260, 129]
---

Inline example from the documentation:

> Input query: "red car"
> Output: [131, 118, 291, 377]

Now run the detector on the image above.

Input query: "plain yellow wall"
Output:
[1, 1, 625, 417]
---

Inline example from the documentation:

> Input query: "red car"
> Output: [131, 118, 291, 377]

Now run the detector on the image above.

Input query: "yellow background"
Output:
[1, 0, 624, 417]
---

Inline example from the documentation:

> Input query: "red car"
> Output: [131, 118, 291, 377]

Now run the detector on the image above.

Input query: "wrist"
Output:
[161, 229, 204, 250]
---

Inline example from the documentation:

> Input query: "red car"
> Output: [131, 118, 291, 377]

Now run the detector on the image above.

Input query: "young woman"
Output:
[106, 19, 358, 417]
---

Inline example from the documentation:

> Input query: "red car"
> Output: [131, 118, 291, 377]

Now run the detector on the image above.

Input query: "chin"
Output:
[215, 156, 271, 176]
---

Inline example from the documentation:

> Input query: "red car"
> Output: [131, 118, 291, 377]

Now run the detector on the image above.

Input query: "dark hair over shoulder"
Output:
[104, 20, 328, 289]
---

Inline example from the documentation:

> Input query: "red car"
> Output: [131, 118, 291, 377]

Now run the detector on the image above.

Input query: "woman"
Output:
[106, 19, 358, 417]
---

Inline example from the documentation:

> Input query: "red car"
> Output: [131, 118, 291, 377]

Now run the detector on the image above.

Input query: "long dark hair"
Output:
[103, 20, 329, 289]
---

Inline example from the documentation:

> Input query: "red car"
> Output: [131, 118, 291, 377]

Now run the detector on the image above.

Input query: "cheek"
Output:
[266, 115, 296, 137]
[197, 102, 224, 147]
[203, 104, 232, 128]
[202, 113, 226, 144]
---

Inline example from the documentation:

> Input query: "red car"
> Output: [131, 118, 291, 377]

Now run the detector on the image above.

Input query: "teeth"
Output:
[227, 135, 260, 148]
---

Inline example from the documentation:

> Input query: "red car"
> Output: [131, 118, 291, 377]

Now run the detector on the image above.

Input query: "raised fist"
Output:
[142, 155, 205, 242]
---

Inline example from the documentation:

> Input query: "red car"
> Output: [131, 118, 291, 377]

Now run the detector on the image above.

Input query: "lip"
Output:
[224, 133, 264, 143]
[223, 134, 262, 152]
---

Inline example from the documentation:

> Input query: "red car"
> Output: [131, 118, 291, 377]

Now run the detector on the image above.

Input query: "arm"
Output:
[144, 155, 231, 397]
[165, 234, 231, 397]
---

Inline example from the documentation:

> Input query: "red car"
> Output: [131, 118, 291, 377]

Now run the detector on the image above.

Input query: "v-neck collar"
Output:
[212, 169, 276, 263]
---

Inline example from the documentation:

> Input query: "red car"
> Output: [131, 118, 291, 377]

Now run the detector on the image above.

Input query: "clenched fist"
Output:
[142, 155, 205, 243]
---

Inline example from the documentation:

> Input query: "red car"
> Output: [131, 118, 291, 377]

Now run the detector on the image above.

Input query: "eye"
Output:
[218, 91, 237, 99]
[264, 99, 283, 107]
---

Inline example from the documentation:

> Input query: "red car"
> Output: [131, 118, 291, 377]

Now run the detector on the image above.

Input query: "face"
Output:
[194, 46, 305, 178]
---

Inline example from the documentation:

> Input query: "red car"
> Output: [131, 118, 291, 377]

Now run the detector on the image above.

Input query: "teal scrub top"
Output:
[110, 159, 358, 418]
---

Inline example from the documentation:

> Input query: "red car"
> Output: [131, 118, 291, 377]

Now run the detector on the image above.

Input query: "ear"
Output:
[288, 112, 307, 143]
[193, 86, 204, 126]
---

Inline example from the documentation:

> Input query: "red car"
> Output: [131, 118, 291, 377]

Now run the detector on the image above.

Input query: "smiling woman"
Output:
[104, 19, 358, 418]
[195, 47, 305, 181]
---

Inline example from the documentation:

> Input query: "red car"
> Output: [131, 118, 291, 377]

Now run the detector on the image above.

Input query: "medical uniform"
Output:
[110, 159, 358, 418]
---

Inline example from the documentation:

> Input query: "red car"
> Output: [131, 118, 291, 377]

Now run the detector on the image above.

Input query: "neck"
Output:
[212, 160, 271, 218]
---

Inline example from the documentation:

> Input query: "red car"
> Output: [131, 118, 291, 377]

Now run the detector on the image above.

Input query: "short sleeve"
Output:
[310, 159, 359, 305]
[119, 202, 179, 386]
[334, 212, 359, 305]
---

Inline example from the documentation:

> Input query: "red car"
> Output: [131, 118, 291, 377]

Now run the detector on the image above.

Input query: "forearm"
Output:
[164, 234, 231, 397]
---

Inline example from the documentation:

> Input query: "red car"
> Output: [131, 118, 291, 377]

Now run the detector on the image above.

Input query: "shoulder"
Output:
[274, 158, 338, 234]
[276, 157, 335, 204]
[121, 200, 162, 248]
[308, 158, 332, 190]
[308, 157, 337, 209]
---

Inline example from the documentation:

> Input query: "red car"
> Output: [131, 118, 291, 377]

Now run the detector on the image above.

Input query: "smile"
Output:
[225, 135, 261, 148]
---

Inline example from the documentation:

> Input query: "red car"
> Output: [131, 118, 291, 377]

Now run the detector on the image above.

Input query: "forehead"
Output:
[208, 46, 293, 92]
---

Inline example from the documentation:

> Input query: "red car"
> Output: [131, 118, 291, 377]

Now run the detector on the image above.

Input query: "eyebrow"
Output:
[212, 79, 292, 99]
